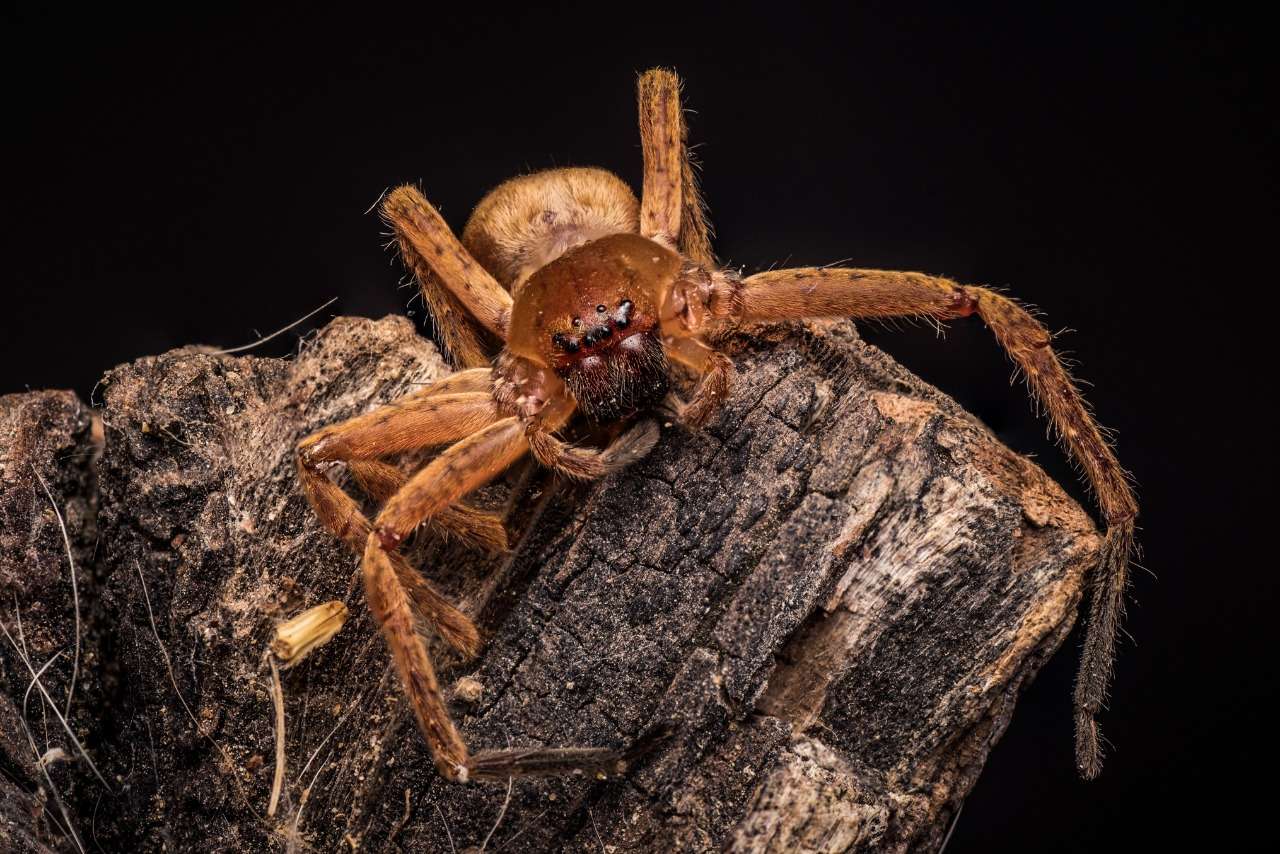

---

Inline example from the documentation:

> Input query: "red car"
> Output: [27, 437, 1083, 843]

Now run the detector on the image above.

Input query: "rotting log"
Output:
[0, 315, 1098, 852]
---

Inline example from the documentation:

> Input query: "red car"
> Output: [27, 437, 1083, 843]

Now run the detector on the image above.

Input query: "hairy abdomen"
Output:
[461, 168, 640, 294]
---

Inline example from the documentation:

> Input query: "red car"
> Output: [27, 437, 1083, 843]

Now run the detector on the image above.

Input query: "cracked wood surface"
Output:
[0, 315, 1098, 852]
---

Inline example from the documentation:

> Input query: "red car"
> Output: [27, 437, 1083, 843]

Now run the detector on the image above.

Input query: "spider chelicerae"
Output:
[296, 67, 1136, 784]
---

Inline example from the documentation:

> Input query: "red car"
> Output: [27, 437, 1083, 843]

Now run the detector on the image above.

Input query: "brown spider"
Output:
[296, 68, 1136, 784]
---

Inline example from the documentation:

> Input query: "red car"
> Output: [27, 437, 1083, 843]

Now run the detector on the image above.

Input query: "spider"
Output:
[296, 68, 1136, 784]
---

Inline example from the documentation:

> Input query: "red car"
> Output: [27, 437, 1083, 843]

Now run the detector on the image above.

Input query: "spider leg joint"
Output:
[375, 525, 403, 551]
[951, 286, 980, 317]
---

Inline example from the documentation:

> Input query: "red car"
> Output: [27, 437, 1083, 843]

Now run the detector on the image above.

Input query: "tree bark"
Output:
[0, 315, 1098, 852]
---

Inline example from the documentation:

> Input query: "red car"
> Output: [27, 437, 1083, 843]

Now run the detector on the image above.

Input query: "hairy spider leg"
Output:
[527, 419, 662, 479]
[466, 721, 676, 783]
[361, 533, 474, 780]
[663, 334, 735, 429]
[383, 185, 515, 368]
[637, 68, 715, 264]
[343, 370, 510, 550]
[297, 389, 509, 553]
[407, 366, 495, 396]
[302, 391, 502, 465]
[370, 418, 530, 550]
[679, 264, 1136, 778]
[304, 410, 526, 783]
[362, 412, 662, 782]
[296, 389, 510, 646]
[345, 460, 509, 554]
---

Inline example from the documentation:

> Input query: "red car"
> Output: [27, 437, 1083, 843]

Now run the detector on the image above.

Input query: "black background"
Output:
[4, 4, 1274, 851]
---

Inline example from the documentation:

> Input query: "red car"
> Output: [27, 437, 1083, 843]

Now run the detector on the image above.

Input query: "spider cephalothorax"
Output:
[505, 233, 676, 422]
[297, 68, 1137, 785]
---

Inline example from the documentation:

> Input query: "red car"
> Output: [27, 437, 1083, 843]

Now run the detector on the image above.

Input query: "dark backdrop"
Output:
[4, 4, 1273, 851]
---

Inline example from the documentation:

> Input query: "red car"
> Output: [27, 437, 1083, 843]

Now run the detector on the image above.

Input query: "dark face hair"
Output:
[559, 329, 670, 422]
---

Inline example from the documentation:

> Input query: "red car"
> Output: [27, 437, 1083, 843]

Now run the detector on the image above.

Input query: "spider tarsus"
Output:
[1075, 712, 1103, 780]
[1072, 519, 1134, 779]
[462, 720, 678, 783]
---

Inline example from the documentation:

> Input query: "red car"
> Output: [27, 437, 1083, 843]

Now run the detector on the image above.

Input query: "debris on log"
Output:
[1, 390, 100, 854]
[0, 315, 1099, 852]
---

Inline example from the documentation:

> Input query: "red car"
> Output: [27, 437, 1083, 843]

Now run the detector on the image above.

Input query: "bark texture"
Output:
[0, 315, 1099, 852]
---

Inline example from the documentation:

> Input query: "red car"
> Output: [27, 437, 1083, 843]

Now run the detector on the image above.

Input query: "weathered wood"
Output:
[0, 390, 99, 854]
[0, 315, 1098, 852]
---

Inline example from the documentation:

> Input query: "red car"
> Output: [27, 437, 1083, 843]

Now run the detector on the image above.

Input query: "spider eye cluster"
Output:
[552, 299, 634, 353]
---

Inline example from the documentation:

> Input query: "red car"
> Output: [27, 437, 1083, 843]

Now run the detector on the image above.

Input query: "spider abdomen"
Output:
[461, 168, 642, 292]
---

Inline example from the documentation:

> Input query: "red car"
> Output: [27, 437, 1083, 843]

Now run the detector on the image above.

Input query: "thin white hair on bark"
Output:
[30, 465, 80, 721]
[213, 296, 338, 355]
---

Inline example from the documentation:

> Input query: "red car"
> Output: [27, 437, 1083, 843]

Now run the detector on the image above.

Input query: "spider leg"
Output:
[526, 418, 661, 480]
[347, 460, 508, 553]
[297, 389, 507, 547]
[370, 418, 530, 550]
[663, 334, 735, 429]
[466, 720, 677, 782]
[314, 415, 528, 782]
[302, 391, 501, 472]
[410, 366, 494, 396]
[725, 265, 1137, 778]
[296, 390, 510, 658]
[382, 185, 514, 368]
[367, 402, 657, 548]
[366, 414, 664, 781]
[303, 373, 507, 551]
[637, 68, 715, 264]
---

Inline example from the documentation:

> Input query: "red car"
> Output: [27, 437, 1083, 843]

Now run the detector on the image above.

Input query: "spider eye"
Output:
[572, 317, 582, 328]
[596, 304, 606, 313]
[616, 299, 634, 328]
[551, 332, 580, 353]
